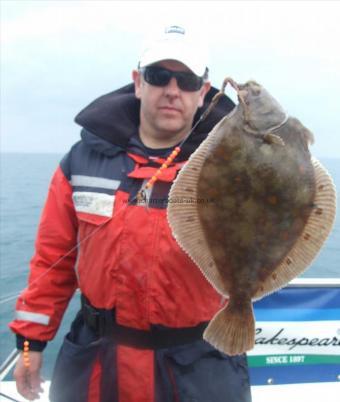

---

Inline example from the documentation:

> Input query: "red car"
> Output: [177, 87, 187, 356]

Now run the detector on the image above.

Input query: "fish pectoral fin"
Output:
[263, 133, 285, 146]
[203, 299, 255, 355]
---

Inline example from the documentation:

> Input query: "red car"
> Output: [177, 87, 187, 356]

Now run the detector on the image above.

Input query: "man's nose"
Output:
[164, 77, 180, 96]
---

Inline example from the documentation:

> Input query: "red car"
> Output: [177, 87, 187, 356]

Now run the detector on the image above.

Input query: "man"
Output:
[10, 26, 252, 402]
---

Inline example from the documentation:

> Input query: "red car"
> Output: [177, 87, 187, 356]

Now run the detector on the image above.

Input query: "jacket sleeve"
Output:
[9, 164, 79, 344]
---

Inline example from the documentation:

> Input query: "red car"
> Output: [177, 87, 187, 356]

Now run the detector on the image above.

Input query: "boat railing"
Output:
[1, 278, 339, 397]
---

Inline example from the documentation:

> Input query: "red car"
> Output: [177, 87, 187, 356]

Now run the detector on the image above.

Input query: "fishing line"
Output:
[136, 87, 225, 202]
[4, 204, 127, 306]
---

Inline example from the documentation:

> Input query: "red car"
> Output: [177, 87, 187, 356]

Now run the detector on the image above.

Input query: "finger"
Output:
[15, 368, 41, 400]
[15, 371, 38, 400]
[30, 369, 44, 393]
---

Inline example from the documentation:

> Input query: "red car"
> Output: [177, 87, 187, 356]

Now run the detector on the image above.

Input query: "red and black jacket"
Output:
[10, 83, 234, 352]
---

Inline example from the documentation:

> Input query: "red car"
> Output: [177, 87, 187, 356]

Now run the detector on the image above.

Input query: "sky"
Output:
[1, 0, 340, 158]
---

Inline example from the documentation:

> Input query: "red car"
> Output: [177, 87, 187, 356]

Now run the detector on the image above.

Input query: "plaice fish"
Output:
[167, 79, 337, 355]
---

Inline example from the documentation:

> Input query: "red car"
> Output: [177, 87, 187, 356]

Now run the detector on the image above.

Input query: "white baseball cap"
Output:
[138, 25, 209, 77]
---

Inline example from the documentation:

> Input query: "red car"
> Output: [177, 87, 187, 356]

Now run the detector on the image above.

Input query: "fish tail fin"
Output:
[203, 300, 255, 355]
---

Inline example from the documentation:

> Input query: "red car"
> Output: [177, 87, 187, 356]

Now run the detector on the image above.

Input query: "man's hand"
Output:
[14, 351, 44, 400]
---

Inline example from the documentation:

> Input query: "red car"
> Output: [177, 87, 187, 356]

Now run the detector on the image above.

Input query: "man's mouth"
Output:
[159, 106, 181, 113]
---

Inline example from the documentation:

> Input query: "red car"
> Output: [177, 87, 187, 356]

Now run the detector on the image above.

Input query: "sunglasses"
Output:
[140, 66, 204, 92]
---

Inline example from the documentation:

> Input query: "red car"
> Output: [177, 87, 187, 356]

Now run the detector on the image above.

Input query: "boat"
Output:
[1, 278, 339, 401]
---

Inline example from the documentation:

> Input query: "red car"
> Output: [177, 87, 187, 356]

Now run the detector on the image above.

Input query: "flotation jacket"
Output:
[9, 84, 252, 402]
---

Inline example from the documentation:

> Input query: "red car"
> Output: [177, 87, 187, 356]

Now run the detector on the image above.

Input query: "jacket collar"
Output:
[75, 83, 235, 161]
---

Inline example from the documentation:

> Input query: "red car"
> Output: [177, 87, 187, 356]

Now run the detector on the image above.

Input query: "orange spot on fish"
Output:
[281, 231, 289, 241]
[304, 233, 311, 240]
[215, 147, 227, 159]
[267, 196, 278, 205]
[208, 188, 220, 198]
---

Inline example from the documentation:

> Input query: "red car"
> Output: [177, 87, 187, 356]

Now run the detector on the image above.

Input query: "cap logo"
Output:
[165, 25, 185, 35]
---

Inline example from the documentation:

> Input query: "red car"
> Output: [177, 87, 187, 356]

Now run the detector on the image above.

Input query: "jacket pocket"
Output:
[157, 340, 252, 402]
[73, 190, 115, 225]
[49, 313, 102, 402]
[76, 211, 112, 226]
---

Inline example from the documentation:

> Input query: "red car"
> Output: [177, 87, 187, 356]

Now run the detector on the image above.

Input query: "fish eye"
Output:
[251, 86, 261, 96]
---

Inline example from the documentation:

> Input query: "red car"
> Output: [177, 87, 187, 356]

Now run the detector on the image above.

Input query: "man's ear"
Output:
[132, 70, 142, 99]
[198, 81, 211, 107]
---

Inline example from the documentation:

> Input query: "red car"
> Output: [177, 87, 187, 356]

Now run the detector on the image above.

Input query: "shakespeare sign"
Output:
[248, 283, 340, 385]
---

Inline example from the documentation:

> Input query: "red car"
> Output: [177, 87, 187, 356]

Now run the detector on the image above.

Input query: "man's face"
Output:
[133, 60, 211, 146]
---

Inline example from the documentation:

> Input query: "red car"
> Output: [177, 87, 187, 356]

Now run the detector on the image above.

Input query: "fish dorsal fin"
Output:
[167, 117, 231, 296]
[254, 157, 337, 299]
